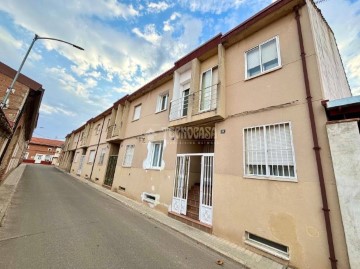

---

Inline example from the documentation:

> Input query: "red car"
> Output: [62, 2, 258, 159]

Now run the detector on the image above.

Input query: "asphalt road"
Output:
[0, 165, 242, 269]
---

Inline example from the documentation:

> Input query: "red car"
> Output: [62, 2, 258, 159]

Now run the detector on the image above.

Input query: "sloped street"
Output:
[0, 165, 242, 269]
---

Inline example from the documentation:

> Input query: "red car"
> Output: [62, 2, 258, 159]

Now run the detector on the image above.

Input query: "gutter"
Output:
[294, 6, 337, 269]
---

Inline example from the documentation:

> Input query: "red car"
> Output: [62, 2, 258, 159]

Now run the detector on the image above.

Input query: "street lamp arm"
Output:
[36, 35, 84, 51]
[0, 34, 84, 109]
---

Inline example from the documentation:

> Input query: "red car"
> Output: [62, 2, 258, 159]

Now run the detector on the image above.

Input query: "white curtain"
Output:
[261, 39, 278, 70]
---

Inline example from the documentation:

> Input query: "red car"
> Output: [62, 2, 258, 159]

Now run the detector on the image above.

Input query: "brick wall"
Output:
[0, 72, 30, 124]
[25, 144, 59, 160]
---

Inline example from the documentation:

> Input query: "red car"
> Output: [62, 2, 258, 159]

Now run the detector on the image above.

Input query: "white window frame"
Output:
[122, 145, 135, 167]
[244, 232, 289, 260]
[243, 122, 297, 181]
[148, 141, 164, 169]
[133, 104, 142, 121]
[156, 93, 169, 113]
[88, 150, 96, 164]
[98, 147, 106, 165]
[199, 66, 218, 112]
[244, 36, 281, 79]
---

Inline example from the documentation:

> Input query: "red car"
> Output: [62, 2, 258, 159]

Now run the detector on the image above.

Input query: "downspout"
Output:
[89, 117, 106, 180]
[294, 6, 337, 269]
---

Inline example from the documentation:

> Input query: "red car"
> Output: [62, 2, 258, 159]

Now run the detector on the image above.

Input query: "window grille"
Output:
[244, 122, 296, 179]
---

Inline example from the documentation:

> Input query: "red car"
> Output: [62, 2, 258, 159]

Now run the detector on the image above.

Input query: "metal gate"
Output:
[77, 155, 85, 175]
[171, 155, 190, 215]
[199, 154, 214, 225]
[104, 155, 118, 187]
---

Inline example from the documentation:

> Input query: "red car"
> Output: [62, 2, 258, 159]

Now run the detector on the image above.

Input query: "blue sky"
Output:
[0, 0, 359, 140]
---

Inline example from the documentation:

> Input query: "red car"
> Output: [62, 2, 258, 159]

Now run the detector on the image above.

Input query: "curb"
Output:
[0, 164, 27, 226]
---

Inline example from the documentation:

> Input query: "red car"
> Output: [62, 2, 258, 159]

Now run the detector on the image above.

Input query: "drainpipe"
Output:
[89, 117, 106, 180]
[294, 6, 337, 269]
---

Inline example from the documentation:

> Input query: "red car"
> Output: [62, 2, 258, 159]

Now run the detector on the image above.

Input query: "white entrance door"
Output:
[171, 155, 190, 215]
[199, 154, 214, 225]
[77, 155, 85, 175]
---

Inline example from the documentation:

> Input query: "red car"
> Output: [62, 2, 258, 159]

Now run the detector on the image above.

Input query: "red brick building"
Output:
[0, 61, 44, 181]
[25, 137, 64, 165]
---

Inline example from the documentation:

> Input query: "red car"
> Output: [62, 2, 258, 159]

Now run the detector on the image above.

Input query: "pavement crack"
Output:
[0, 220, 98, 243]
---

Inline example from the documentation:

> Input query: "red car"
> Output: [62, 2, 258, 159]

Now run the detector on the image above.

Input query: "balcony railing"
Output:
[107, 124, 119, 139]
[169, 83, 218, 121]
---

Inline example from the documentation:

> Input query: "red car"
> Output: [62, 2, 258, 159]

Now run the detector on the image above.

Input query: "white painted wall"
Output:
[307, 0, 352, 100]
[327, 120, 360, 269]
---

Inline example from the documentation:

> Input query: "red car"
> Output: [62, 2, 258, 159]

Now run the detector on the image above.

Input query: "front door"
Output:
[172, 155, 190, 215]
[104, 155, 118, 187]
[77, 155, 85, 175]
[199, 154, 214, 225]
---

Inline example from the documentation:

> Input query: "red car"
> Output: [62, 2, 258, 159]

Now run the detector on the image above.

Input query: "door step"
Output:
[168, 211, 212, 234]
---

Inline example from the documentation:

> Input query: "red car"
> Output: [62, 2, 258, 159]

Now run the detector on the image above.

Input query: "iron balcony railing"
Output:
[169, 83, 218, 121]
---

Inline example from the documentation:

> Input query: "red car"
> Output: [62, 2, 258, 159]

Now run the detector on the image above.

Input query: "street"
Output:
[0, 165, 242, 269]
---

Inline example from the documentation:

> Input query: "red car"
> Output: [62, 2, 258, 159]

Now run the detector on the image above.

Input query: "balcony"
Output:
[169, 83, 224, 126]
[106, 123, 122, 143]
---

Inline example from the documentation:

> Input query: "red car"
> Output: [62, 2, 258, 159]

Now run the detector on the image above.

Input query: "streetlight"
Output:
[0, 34, 84, 108]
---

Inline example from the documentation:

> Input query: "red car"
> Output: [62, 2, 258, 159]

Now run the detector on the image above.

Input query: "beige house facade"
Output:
[59, 1, 355, 268]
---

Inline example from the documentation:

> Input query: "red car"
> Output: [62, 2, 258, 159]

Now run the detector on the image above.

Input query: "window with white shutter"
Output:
[123, 145, 135, 167]
[133, 104, 142, 121]
[245, 36, 281, 79]
[88, 150, 96, 163]
[156, 93, 169, 113]
[98, 147, 106, 165]
[244, 122, 296, 180]
[145, 141, 164, 169]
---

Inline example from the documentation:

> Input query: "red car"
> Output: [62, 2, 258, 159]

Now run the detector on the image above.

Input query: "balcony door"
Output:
[200, 67, 218, 112]
[180, 82, 190, 117]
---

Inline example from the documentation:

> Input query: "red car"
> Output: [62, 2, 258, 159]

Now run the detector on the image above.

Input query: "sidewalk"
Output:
[0, 164, 26, 226]
[58, 167, 287, 269]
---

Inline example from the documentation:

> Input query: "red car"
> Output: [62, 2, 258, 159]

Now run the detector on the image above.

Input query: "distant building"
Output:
[24, 137, 64, 165]
[0, 61, 44, 180]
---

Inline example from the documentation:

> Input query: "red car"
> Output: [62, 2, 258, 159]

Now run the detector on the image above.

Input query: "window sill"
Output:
[122, 165, 132, 168]
[145, 167, 161, 171]
[243, 175, 297, 183]
[132, 118, 140, 122]
[155, 109, 167, 114]
[245, 65, 282, 81]
[244, 239, 290, 261]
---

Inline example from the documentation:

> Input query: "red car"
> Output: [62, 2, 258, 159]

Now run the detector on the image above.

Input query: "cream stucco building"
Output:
[59, 1, 358, 268]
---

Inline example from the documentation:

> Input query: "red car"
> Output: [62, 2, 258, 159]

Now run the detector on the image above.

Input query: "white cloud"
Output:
[0, 26, 22, 49]
[163, 12, 181, 32]
[46, 67, 97, 99]
[40, 103, 76, 116]
[148, 2, 171, 13]
[132, 24, 162, 45]
[178, 0, 246, 14]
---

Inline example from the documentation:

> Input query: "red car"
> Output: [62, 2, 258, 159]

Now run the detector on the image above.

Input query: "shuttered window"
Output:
[98, 147, 106, 165]
[123, 145, 135, 167]
[245, 36, 281, 79]
[133, 104, 142, 121]
[244, 122, 296, 179]
[88, 150, 96, 164]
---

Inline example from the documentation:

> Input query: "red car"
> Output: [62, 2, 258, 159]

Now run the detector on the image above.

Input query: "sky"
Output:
[0, 0, 359, 140]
